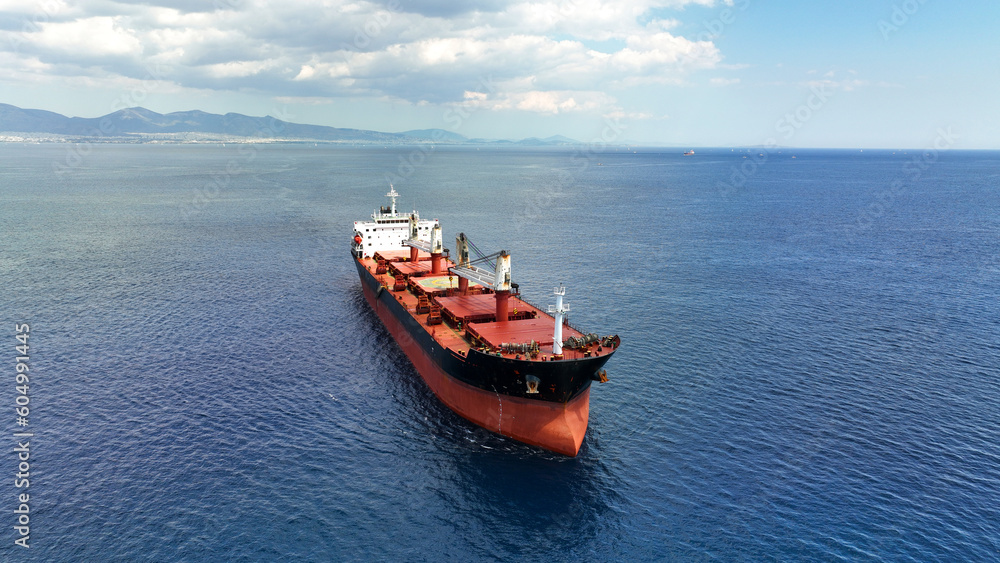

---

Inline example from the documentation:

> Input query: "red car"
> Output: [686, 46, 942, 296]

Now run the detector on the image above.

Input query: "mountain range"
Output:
[0, 103, 578, 145]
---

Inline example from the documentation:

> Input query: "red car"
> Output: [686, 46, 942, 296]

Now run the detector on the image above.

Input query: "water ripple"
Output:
[1, 146, 998, 561]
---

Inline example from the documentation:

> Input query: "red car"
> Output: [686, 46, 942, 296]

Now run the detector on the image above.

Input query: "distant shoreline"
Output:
[3, 138, 997, 152]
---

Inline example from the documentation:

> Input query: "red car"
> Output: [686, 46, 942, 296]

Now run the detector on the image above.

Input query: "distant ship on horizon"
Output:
[683, 149, 695, 156]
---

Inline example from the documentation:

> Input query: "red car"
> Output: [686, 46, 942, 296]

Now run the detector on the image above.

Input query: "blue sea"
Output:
[1, 143, 998, 561]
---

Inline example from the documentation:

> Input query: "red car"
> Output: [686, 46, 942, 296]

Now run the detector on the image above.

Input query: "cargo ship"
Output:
[352, 186, 620, 456]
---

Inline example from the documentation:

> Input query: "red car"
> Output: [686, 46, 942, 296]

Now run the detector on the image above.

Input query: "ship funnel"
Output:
[548, 285, 569, 355]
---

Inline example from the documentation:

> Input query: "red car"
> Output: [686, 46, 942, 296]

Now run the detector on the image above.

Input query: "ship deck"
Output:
[391, 260, 434, 276]
[412, 276, 473, 292]
[467, 318, 560, 347]
[435, 293, 537, 325]
[373, 249, 432, 262]
[357, 252, 610, 362]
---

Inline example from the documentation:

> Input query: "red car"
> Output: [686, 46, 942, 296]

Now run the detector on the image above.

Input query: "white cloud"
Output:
[32, 16, 142, 57]
[203, 59, 276, 79]
[709, 77, 739, 86]
[471, 89, 618, 114]
[294, 65, 316, 80]
[0, 52, 53, 80]
[804, 71, 867, 92]
[274, 96, 334, 105]
[0, 0, 733, 116]
[647, 18, 681, 31]
[605, 109, 667, 120]
[313, 27, 719, 103]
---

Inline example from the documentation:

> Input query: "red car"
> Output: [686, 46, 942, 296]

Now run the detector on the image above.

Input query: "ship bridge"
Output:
[353, 185, 437, 258]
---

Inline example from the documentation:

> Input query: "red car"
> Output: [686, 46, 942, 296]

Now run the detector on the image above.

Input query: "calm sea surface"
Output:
[1, 143, 998, 561]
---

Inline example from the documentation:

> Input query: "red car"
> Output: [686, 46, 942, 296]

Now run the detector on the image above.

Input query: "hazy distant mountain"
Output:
[0, 103, 414, 142]
[539, 135, 578, 144]
[0, 104, 69, 132]
[514, 135, 579, 146]
[0, 103, 581, 145]
[399, 129, 470, 142]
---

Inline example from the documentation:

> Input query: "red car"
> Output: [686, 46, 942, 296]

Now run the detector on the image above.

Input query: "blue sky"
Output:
[0, 0, 996, 148]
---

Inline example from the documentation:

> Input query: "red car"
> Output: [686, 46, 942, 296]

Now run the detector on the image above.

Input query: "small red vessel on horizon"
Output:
[352, 186, 619, 456]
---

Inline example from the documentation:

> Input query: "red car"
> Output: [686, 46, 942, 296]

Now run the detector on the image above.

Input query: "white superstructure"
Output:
[352, 185, 438, 258]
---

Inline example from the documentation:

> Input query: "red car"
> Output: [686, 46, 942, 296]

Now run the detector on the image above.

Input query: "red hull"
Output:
[360, 273, 590, 456]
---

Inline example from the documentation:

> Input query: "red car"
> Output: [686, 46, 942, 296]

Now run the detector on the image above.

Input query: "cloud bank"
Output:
[0, 0, 729, 116]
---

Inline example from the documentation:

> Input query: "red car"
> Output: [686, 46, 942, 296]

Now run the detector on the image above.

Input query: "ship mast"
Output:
[386, 184, 400, 215]
[455, 234, 470, 295]
[493, 251, 511, 322]
[454, 233, 470, 267]
[429, 224, 444, 274]
[406, 212, 423, 262]
[549, 285, 569, 355]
